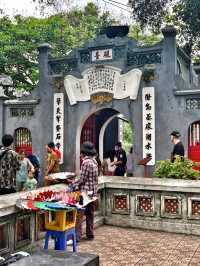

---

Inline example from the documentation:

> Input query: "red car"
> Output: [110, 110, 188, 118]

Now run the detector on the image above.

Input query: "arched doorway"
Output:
[81, 114, 96, 147]
[188, 121, 200, 171]
[77, 107, 133, 172]
[14, 127, 32, 155]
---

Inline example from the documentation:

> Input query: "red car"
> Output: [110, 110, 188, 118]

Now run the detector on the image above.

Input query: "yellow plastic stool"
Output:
[45, 209, 77, 231]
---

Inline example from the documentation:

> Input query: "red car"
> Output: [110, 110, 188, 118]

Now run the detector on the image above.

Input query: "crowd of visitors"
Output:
[0, 130, 186, 196]
[0, 134, 134, 196]
[0, 134, 40, 194]
[0, 131, 185, 241]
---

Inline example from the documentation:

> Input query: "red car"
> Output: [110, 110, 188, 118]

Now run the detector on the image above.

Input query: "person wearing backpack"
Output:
[0, 134, 20, 195]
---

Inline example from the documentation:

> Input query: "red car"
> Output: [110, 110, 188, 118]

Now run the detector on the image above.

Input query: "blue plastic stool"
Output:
[44, 228, 77, 252]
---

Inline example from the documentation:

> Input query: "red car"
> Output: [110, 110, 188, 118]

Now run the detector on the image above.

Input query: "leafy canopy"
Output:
[129, 0, 200, 58]
[129, 25, 161, 46]
[0, 3, 114, 92]
[122, 121, 133, 153]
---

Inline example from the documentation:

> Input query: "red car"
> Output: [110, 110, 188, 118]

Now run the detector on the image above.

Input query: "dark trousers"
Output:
[115, 167, 126, 176]
[76, 201, 95, 240]
[85, 201, 95, 238]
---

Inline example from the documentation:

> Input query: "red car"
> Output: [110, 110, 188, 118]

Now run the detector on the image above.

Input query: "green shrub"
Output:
[154, 156, 200, 180]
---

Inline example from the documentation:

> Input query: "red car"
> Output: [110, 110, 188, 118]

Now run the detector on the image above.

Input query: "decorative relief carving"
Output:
[114, 46, 125, 59]
[80, 50, 90, 64]
[127, 50, 162, 66]
[10, 107, 34, 117]
[49, 59, 77, 76]
[112, 194, 130, 214]
[165, 198, 179, 214]
[192, 200, 200, 216]
[161, 196, 182, 218]
[91, 92, 113, 104]
[54, 79, 64, 90]
[188, 197, 200, 219]
[186, 98, 200, 110]
[136, 195, 154, 216]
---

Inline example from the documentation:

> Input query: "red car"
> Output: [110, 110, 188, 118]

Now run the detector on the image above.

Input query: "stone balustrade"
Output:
[2, 177, 200, 256]
[98, 176, 200, 236]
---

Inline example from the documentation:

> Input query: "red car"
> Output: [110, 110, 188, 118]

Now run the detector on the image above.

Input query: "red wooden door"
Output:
[188, 122, 200, 171]
[15, 127, 32, 155]
[80, 114, 96, 146]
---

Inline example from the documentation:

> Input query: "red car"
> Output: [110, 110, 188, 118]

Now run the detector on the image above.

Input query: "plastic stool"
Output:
[44, 228, 77, 252]
[45, 209, 77, 231]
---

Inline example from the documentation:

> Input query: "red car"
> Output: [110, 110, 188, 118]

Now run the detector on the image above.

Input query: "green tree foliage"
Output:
[122, 122, 133, 153]
[130, 0, 171, 33]
[0, 3, 114, 92]
[129, 0, 200, 58]
[154, 155, 200, 180]
[168, 0, 200, 56]
[129, 25, 161, 46]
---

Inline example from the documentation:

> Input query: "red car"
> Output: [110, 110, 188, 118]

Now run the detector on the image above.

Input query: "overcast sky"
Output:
[0, 0, 132, 23]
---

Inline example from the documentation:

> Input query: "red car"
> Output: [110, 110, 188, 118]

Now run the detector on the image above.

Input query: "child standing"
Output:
[23, 170, 38, 191]
[16, 150, 34, 191]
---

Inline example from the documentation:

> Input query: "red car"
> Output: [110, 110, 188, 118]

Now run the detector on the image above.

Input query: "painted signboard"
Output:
[91, 48, 113, 62]
[53, 93, 64, 163]
[142, 87, 155, 165]
[64, 66, 142, 105]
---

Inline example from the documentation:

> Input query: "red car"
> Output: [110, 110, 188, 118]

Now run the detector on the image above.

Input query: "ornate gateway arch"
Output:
[37, 25, 166, 174]
[1, 25, 191, 177]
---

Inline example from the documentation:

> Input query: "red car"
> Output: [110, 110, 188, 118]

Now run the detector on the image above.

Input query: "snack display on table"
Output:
[16, 188, 97, 212]
[48, 172, 76, 180]
[16, 189, 82, 211]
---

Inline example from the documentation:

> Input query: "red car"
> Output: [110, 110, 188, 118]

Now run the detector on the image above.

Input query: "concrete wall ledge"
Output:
[98, 176, 200, 193]
[0, 184, 67, 217]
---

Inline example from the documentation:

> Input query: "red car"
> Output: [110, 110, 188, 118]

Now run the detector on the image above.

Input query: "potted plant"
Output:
[154, 155, 200, 180]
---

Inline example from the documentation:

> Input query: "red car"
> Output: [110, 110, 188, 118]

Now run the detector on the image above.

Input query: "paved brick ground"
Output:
[72, 225, 200, 266]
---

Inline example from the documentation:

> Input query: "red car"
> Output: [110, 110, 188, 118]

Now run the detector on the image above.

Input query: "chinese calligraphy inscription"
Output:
[92, 48, 113, 62]
[86, 67, 117, 94]
[53, 93, 64, 163]
[142, 87, 155, 165]
[64, 66, 142, 105]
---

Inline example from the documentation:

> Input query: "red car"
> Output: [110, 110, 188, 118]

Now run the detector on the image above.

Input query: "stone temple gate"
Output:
[0, 25, 200, 177]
